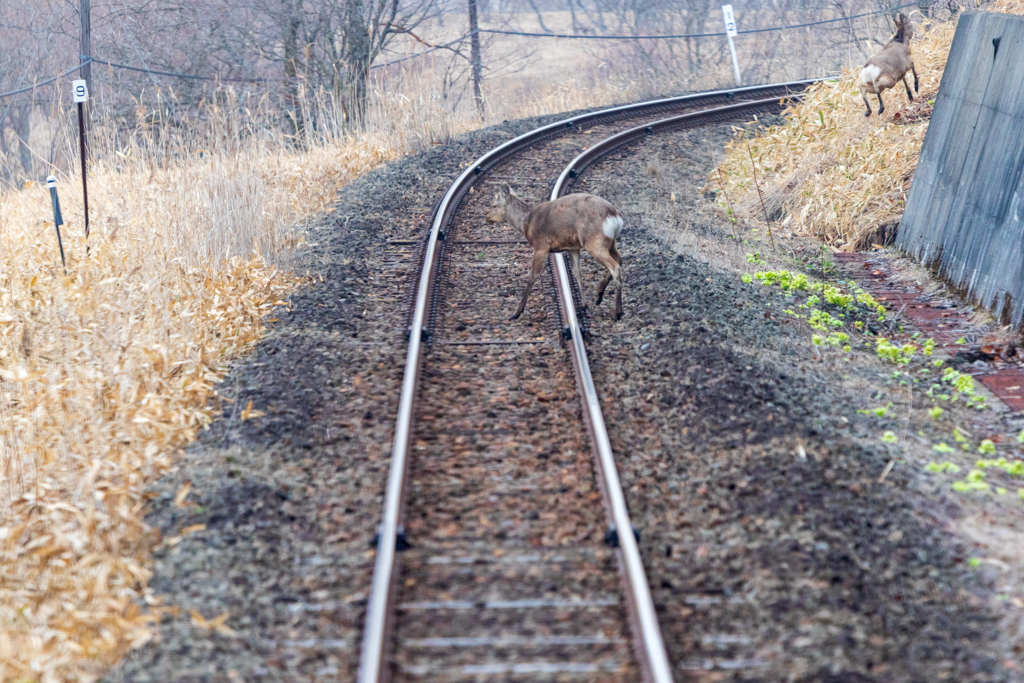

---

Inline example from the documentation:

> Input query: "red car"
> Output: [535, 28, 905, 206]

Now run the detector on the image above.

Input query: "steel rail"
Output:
[358, 80, 819, 683]
[555, 97, 795, 197]
[545, 95, 803, 683]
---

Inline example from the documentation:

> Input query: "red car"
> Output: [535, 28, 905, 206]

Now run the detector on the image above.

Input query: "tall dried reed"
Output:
[711, 2, 1024, 250]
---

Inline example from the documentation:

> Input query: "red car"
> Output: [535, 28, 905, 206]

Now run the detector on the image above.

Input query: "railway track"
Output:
[358, 81, 819, 682]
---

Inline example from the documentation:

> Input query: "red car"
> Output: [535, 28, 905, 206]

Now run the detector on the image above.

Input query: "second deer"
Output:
[485, 184, 625, 320]
[859, 12, 918, 117]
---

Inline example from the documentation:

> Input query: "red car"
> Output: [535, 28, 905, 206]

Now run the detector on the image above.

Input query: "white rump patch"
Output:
[602, 214, 623, 239]
[860, 64, 881, 86]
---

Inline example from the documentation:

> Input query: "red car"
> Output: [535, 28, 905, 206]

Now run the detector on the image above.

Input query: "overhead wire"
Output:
[478, 3, 917, 40]
[1, 4, 917, 100]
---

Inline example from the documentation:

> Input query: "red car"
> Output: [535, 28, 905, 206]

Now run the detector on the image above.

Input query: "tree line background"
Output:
[0, 0, 966, 187]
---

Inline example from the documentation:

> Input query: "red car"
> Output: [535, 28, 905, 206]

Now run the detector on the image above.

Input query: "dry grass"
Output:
[710, 1, 1024, 251]
[0, 98, 400, 681]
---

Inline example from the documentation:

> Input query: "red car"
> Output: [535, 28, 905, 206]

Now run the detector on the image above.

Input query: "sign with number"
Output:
[72, 80, 89, 103]
[722, 4, 738, 38]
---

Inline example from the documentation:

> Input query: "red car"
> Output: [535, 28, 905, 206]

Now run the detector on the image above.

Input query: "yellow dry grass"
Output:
[711, 1, 1024, 250]
[0, 111, 397, 681]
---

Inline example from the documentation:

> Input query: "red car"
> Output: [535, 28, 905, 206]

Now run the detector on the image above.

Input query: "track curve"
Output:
[359, 81, 819, 683]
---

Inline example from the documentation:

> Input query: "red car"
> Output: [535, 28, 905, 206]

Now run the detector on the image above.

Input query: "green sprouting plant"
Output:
[926, 460, 960, 472]
[953, 428, 968, 443]
[955, 337, 967, 345]
[968, 557, 981, 567]
[952, 469, 991, 492]
[933, 359, 944, 367]
[978, 439, 997, 455]
[822, 284, 854, 309]
[876, 338, 916, 365]
[808, 309, 845, 331]
[975, 457, 1024, 476]
[942, 367, 976, 395]
[743, 270, 890, 354]
[863, 402, 894, 418]
[929, 406, 944, 420]
[1018, 429, 1024, 444]
[922, 338, 936, 356]
[753, 270, 806, 290]
[997, 487, 1008, 495]
[746, 252, 766, 266]
[881, 431, 898, 443]
[933, 442, 955, 454]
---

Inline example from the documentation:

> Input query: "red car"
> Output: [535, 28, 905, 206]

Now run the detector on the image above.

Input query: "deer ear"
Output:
[499, 183, 512, 198]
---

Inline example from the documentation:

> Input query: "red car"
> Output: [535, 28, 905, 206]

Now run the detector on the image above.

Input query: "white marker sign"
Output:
[722, 5, 742, 86]
[722, 4, 738, 37]
[72, 80, 89, 103]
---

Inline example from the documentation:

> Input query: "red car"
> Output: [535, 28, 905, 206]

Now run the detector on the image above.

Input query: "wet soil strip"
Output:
[835, 252, 1024, 412]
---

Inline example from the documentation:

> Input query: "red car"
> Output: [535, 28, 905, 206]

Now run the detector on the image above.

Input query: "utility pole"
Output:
[80, 0, 92, 95]
[468, 0, 484, 119]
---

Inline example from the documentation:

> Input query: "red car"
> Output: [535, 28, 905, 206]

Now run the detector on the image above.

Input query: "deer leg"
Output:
[610, 242, 623, 269]
[911, 64, 919, 93]
[511, 249, 548, 321]
[595, 273, 612, 305]
[595, 242, 622, 306]
[903, 75, 914, 102]
[862, 90, 872, 117]
[876, 91, 885, 115]
[568, 250, 586, 310]
[592, 249, 624, 320]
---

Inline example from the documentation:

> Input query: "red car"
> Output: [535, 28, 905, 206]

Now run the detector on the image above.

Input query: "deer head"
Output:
[485, 183, 529, 230]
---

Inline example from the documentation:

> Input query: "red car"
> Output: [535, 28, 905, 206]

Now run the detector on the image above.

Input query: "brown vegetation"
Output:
[711, 1, 1024, 251]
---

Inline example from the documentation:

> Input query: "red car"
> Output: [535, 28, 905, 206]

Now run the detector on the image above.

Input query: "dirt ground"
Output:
[571, 124, 1024, 682]
[105, 111, 1024, 682]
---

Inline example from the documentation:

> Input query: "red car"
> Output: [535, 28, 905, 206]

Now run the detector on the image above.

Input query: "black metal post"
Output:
[78, 101, 90, 241]
[47, 176, 67, 272]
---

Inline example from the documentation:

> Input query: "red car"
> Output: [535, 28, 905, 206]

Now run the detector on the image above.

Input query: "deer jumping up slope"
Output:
[860, 13, 919, 117]
[486, 184, 625, 320]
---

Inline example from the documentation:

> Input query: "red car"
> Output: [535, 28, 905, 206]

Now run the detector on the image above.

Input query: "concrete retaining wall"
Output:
[898, 10, 1024, 326]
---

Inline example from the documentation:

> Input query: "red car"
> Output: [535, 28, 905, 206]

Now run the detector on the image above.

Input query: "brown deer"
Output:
[485, 184, 625, 320]
[859, 13, 918, 117]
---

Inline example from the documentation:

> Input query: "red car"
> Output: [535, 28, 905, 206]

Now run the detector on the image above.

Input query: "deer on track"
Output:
[485, 183, 625, 320]
[860, 12, 918, 117]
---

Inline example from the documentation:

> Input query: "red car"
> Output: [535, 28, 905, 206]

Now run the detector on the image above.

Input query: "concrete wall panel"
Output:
[898, 11, 1024, 326]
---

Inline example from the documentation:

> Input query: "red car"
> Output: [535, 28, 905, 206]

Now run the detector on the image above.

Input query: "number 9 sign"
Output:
[73, 80, 89, 103]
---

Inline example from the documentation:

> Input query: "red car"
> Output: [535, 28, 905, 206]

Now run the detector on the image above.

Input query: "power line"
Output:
[372, 32, 474, 69]
[91, 57, 270, 82]
[480, 3, 917, 40]
[0, 62, 91, 101]
[0, 3, 917, 99]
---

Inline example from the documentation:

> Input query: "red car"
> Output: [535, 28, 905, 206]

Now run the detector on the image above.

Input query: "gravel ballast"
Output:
[105, 109, 1020, 682]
